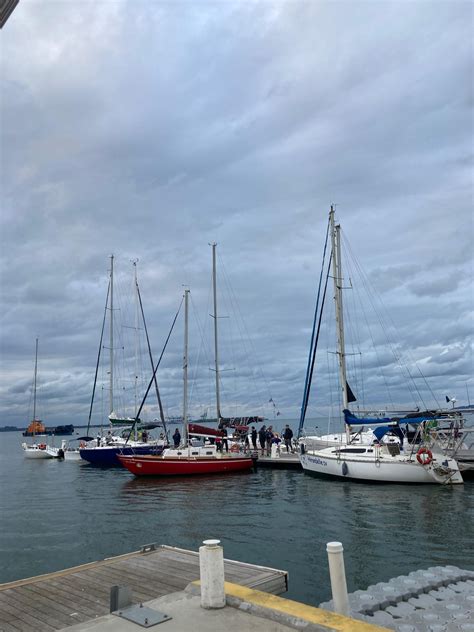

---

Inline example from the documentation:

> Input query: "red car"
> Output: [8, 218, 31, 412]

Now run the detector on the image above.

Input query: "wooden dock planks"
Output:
[0, 545, 288, 632]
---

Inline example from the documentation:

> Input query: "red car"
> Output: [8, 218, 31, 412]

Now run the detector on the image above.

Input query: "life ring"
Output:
[230, 444, 240, 453]
[416, 447, 433, 465]
[38, 443, 46, 450]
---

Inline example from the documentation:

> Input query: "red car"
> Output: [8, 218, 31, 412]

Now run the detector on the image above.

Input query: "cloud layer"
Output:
[1, 1, 472, 427]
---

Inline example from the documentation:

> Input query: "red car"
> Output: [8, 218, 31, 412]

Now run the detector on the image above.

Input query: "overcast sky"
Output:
[1, 0, 472, 428]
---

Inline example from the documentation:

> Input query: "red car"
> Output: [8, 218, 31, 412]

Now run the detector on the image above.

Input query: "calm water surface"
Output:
[1, 428, 473, 606]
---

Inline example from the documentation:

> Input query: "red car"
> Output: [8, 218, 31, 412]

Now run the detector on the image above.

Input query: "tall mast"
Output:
[183, 288, 190, 446]
[330, 207, 349, 429]
[211, 243, 221, 423]
[109, 254, 114, 416]
[132, 260, 139, 416]
[33, 337, 38, 422]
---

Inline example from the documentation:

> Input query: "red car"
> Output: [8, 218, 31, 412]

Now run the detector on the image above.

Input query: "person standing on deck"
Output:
[222, 427, 229, 453]
[251, 426, 258, 450]
[258, 425, 266, 456]
[265, 426, 274, 456]
[283, 425, 294, 453]
[173, 428, 181, 448]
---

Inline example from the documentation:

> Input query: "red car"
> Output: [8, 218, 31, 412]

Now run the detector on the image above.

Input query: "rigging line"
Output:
[125, 297, 184, 444]
[341, 232, 426, 409]
[136, 278, 167, 437]
[362, 252, 432, 409]
[218, 251, 273, 415]
[343, 240, 399, 410]
[217, 254, 245, 415]
[112, 269, 127, 413]
[341, 238, 392, 410]
[86, 279, 111, 436]
[345, 266, 365, 410]
[188, 292, 213, 414]
[298, 216, 331, 437]
[298, 250, 332, 437]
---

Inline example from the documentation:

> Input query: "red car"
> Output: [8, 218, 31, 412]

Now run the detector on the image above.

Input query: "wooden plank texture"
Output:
[0, 545, 287, 632]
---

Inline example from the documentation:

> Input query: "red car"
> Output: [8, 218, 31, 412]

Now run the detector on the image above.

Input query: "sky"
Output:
[1, 0, 472, 428]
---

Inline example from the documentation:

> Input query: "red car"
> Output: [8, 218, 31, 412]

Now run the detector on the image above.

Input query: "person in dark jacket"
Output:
[283, 425, 294, 453]
[222, 427, 228, 453]
[173, 428, 181, 448]
[258, 425, 266, 456]
[251, 426, 258, 450]
[265, 426, 274, 456]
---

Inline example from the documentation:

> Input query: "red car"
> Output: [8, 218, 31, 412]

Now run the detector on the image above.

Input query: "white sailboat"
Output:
[298, 207, 463, 484]
[22, 338, 55, 459]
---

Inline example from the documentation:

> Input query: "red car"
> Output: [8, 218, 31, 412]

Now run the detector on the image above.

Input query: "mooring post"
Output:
[326, 541, 350, 616]
[199, 538, 226, 609]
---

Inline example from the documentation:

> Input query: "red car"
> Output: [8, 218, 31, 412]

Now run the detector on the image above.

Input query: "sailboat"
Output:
[22, 338, 56, 459]
[185, 243, 263, 445]
[79, 257, 167, 466]
[298, 207, 463, 484]
[118, 288, 255, 476]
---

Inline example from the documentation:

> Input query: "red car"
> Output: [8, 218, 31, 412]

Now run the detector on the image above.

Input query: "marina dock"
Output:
[2, 540, 471, 631]
[256, 452, 302, 469]
[0, 544, 287, 632]
[319, 565, 474, 631]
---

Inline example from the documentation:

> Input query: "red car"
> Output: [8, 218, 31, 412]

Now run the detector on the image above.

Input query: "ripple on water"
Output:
[1, 432, 473, 605]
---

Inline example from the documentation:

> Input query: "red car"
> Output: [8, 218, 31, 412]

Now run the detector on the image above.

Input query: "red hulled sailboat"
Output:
[118, 287, 254, 477]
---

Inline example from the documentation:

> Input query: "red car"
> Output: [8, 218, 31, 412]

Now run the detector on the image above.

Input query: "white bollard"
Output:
[326, 541, 350, 616]
[199, 539, 226, 609]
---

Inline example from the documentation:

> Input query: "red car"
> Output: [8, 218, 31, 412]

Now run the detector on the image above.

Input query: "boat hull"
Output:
[22, 444, 55, 459]
[79, 445, 165, 466]
[299, 450, 463, 484]
[118, 454, 254, 476]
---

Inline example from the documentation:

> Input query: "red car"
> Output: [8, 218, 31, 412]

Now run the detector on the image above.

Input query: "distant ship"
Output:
[23, 423, 74, 437]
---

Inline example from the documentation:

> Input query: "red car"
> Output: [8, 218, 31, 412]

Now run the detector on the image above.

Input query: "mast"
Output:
[109, 254, 114, 417]
[183, 288, 190, 447]
[132, 260, 139, 417]
[211, 243, 221, 424]
[330, 206, 350, 440]
[33, 337, 38, 422]
[134, 262, 167, 436]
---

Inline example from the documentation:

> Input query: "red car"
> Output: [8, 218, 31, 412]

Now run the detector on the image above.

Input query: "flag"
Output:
[445, 396, 450, 403]
[276, 411, 281, 416]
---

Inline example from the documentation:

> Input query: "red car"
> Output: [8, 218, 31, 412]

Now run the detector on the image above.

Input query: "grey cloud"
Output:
[0, 1, 472, 426]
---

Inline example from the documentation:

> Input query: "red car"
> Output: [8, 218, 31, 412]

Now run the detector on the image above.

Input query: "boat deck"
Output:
[0, 544, 288, 632]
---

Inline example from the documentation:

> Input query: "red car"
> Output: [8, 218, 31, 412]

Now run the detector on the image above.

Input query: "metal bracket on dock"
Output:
[110, 585, 133, 612]
[113, 604, 172, 627]
[141, 543, 157, 553]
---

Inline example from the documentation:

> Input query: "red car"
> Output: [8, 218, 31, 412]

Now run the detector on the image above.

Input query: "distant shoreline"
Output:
[0, 424, 105, 433]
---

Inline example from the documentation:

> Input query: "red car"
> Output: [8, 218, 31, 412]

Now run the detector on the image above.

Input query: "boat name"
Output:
[308, 456, 328, 467]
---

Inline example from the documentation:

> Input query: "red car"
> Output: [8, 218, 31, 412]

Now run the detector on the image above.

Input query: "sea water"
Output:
[1, 420, 473, 607]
